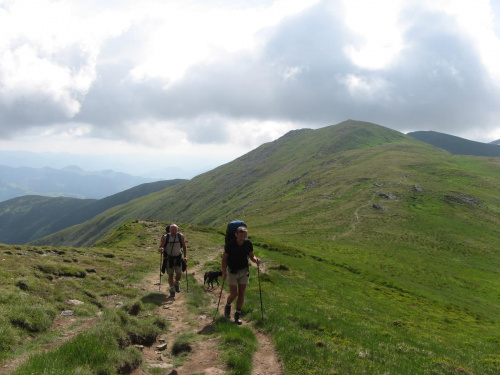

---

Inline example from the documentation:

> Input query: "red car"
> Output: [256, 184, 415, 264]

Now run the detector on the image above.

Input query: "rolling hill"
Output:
[16, 119, 500, 373]
[0, 179, 185, 244]
[33, 120, 500, 249]
[408, 130, 500, 157]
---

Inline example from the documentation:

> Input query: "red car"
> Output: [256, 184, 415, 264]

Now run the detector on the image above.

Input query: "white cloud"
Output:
[0, 0, 135, 120]
[1, 0, 500, 176]
[419, 0, 500, 80]
[342, 0, 405, 69]
[341, 74, 390, 99]
[129, 0, 320, 84]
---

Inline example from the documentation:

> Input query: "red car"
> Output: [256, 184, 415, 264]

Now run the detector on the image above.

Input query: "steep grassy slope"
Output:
[1, 179, 184, 244]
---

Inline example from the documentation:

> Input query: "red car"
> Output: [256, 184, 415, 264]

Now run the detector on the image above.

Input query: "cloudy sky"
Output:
[1, 0, 500, 178]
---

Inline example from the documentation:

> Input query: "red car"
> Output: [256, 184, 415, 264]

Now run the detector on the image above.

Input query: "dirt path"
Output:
[1, 265, 283, 375]
[132, 264, 283, 375]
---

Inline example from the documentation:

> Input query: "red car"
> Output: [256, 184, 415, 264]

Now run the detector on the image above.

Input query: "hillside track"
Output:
[132, 262, 283, 375]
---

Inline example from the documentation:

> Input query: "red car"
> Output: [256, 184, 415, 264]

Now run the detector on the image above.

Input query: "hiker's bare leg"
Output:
[227, 284, 238, 305]
[168, 274, 175, 287]
[236, 284, 246, 310]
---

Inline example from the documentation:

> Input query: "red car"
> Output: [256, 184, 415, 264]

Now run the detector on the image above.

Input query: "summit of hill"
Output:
[31, 119, 500, 251]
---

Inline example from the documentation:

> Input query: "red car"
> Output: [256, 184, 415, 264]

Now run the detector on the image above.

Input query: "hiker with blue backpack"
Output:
[158, 224, 187, 298]
[222, 224, 260, 325]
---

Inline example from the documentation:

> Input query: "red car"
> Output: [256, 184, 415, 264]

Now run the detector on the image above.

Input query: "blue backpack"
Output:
[225, 220, 247, 248]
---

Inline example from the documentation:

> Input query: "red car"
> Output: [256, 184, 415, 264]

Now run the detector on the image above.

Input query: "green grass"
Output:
[0, 221, 172, 371]
[3, 122, 500, 374]
[240, 239, 500, 374]
[2, 216, 499, 374]
[13, 309, 151, 375]
[216, 319, 258, 375]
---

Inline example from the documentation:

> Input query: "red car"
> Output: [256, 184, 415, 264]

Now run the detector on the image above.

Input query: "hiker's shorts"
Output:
[164, 256, 183, 275]
[226, 267, 249, 286]
[166, 263, 182, 275]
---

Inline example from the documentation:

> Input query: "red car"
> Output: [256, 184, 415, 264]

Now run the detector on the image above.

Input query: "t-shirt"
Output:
[163, 233, 183, 257]
[225, 238, 253, 271]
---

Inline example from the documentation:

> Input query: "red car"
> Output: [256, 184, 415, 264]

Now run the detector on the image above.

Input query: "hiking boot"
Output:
[234, 310, 242, 325]
[169, 286, 175, 298]
[175, 282, 180, 293]
[224, 304, 231, 319]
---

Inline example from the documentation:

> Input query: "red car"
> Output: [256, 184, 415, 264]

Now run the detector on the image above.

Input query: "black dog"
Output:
[204, 270, 223, 287]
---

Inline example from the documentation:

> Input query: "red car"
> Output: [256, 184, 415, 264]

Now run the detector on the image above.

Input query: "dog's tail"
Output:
[203, 272, 208, 285]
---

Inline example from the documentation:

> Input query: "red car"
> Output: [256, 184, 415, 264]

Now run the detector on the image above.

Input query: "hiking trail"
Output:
[1, 258, 283, 375]
[131, 260, 283, 374]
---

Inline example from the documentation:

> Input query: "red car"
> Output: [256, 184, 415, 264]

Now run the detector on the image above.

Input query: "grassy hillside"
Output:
[33, 121, 412, 246]
[408, 130, 500, 157]
[25, 120, 500, 373]
[0, 180, 185, 244]
[0, 221, 227, 374]
[26, 121, 500, 374]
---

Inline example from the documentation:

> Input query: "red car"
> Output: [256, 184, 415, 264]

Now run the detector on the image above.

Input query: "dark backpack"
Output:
[162, 232, 186, 272]
[225, 220, 247, 249]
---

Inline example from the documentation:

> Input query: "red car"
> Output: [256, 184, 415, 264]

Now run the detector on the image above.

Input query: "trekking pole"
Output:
[257, 264, 264, 320]
[213, 278, 225, 322]
[159, 252, 163, 292]
[185, 260, 189, 292]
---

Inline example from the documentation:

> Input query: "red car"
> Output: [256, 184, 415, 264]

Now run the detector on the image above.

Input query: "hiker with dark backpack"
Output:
[157, 224, 187, 298]
[222, 224, 260, 325]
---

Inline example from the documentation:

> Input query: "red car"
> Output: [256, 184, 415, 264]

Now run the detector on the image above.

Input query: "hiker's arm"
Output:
[249, 251, 260, 266]
[157, 235, 166, 253]
[221, 252, 228, 280]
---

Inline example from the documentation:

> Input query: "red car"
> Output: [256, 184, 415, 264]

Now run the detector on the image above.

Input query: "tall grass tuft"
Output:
[13, 305, 166, 374]
[216, 320, 258, 375]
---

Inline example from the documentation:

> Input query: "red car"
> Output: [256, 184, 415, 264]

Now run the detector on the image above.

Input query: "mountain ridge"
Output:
[407, 130, 500, 157]
[32, 120, 440, 246]
[0, 179, 185, 244]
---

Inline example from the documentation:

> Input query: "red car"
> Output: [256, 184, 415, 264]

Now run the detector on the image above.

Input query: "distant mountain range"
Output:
[0, 164, 159, 202]
[407, 130, 500, 157]
[0, 179, 185, 244]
